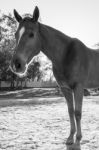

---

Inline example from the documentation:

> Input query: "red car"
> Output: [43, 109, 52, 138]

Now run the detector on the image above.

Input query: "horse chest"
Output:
[53, 64, 75, 89]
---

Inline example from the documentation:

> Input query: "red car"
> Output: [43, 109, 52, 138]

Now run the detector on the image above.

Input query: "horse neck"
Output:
[39, 23, 71, 66]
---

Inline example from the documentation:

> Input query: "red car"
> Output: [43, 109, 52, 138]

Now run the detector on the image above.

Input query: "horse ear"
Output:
[33, 6, 39, 22]
[14, 9, 22, 22]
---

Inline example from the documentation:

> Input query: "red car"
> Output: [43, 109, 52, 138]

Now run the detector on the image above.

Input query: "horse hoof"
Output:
[66, 143, 81, 150]
[66, 138, 74, 145]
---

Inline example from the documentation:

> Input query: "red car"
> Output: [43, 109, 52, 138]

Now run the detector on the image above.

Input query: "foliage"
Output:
[27, 61, 42, 81]
[0, 12, 16, 54]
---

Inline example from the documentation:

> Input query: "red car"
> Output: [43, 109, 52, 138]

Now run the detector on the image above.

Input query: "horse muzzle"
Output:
[10, 56, 27, 77]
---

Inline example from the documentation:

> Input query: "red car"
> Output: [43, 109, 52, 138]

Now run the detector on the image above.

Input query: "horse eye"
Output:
[29, 33, 34, 38]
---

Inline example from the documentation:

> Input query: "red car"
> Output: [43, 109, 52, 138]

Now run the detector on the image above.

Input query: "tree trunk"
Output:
[0, 80, 1, 88]
[24, 78, 27, 88]
[16, 78, 19, 88]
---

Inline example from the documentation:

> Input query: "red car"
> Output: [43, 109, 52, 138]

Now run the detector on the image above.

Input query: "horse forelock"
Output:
[23, 17, 32, 22]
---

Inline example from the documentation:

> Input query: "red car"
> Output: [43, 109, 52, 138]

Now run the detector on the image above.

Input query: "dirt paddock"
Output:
[0, 89, 99, 150]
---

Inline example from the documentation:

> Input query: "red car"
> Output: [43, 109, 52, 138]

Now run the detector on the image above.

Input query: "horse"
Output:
[10, 6, 99, 146]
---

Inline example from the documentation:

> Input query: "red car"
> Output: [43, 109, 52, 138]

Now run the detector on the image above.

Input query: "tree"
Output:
[27, 60, 42, 81]
[0, 12, 17, 54]
[0, 50, 17, 88]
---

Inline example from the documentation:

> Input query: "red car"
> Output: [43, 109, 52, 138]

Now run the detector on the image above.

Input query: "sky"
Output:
[0, 0, 99, 48]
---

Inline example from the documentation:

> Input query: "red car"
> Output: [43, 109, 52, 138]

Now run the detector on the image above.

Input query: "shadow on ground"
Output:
[0, 88, 62, 99]
[0, 88, 99, 107]
[0, 88, 64, 107]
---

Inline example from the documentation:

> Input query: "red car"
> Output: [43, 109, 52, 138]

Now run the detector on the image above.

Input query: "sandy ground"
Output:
[0, 89, 99, 150]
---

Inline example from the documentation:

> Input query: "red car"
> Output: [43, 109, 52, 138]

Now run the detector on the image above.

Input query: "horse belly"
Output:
[86, 80, 99, 89]
[85, 69, 99, 89]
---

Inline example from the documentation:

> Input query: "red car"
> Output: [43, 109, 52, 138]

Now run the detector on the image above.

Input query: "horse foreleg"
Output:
[61, 86, 76, 145]
[74, 84, 83, 144]
[53, 68, 76, 145]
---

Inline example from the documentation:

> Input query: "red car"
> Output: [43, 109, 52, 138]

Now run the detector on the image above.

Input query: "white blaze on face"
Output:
[17, 26, 25, 45]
